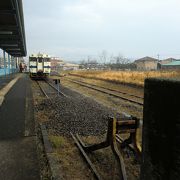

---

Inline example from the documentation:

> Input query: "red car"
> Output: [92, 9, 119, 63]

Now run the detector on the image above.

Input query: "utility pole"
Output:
[157, 54, 160, 60]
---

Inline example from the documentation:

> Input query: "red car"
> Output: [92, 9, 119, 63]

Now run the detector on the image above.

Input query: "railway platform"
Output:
[0, 74, 40, 179]
[0, 74, 17, 91]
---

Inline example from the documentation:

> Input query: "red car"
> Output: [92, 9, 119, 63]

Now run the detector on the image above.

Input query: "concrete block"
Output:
[140, 78, 180, 180]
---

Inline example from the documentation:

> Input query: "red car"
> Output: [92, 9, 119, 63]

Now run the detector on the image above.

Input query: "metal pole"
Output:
[8, 54, 10, 74]
[12, 56, 14, 73]
[3, 50, 6, 76]
[12, 56, 15, 73]
[14, 57, 16, 73]
[58, 81, 60, 96]
[10, 55, 12, 73]
[16, 57, 18, 72]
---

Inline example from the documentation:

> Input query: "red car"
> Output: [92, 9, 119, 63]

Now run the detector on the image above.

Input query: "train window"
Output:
[30, 58, 37, 62]
[38, 58, 43, 63]
[44, 58, 50, 62]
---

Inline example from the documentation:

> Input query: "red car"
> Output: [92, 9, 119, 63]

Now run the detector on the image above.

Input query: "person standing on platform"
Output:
[19, 63, 23, 73]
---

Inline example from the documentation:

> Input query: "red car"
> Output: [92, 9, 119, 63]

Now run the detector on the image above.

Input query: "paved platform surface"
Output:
[0, 74, 40, 180]
[0, 74, 17, 91]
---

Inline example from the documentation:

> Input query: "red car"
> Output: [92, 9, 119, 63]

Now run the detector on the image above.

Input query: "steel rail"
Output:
[36, 81, 49, 98]
[70, 132, 102, 180]
[66, 79, 143, 106]
[46, 80, 67, 97]
[66, 77, 143, 100]
[116, 134, 135, 151]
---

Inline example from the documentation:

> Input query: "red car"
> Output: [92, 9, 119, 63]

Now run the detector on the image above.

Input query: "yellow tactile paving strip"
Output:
[0, 74, 22, 106]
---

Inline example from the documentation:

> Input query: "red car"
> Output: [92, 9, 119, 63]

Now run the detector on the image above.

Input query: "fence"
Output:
[0, 49, 19, 77]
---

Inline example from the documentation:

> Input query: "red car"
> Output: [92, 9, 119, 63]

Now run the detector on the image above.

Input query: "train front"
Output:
[29, 53, 51, 78]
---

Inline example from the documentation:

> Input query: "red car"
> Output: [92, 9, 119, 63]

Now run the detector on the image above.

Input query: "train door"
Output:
[37, 57, 43, 72]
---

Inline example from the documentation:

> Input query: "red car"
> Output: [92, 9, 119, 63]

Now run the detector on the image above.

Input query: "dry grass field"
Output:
[69, 70, 180, 86]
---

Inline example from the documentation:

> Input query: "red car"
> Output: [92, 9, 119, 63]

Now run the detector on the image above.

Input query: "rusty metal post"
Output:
[140, 78, 180, 180]
[110, 117, 127, 180]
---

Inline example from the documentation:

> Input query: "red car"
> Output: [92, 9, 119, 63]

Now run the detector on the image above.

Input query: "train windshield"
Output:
[38, 58, 43, 63]
[30, 57, 37, 62]
[43, 58, 50, 62]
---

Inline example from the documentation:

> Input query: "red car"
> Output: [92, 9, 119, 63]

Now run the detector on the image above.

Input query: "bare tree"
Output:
[80, 59, 86, 64]
[114, 53, 123, 64]
[112, 53, 130, 64]
[99, 50, 108, 64]
[109, 53, 115, 64]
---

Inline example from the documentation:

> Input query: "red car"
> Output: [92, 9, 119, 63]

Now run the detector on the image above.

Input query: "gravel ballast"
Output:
[40, 85, 116, 136]
[33, 81, 140, 179]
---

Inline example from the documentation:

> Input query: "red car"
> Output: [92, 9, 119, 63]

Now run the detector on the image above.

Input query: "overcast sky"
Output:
[23, 0, 180, 62]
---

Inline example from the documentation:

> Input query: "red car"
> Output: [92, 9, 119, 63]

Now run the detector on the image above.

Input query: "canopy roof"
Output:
[0, 0, 26, 57]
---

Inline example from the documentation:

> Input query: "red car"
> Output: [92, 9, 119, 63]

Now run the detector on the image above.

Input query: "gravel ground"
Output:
[40, 84, 118, 136]
[33, 81, 140, 179]
[60, 77, 143, 119]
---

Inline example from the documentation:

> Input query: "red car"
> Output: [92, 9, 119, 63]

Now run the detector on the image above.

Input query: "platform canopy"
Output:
[0, 0, 26, 57]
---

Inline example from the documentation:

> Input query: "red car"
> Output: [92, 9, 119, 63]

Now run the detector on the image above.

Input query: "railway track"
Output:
[65, 78, 143, 106]
[46, 80, 67, 97]
[36, 80, 67, 98]
[71, 132, 128, 180]
[71, 133, 102, 180]
[71, 116, 141, 180]
[35, 79, 140, 179]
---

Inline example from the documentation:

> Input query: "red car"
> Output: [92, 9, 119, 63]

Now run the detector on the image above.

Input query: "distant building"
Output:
[62, 63, 79, 70]
[161, 60, 180, 70]
[161, 58, 177, 64]
[50, 57, 79, 71]
[157, 58, 177, 69]
[79, 61, 101, 70]
[134, 56, 158, 70]
[50, 58, 64, 71]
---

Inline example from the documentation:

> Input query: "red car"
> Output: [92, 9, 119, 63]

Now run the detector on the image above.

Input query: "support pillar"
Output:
[3, 50, 6, 76]
[8, 54, 11, 74]
[12, 56, 15, 73]
[140, 78, 180, 180]
[11, 56, 13, 73]
[16, 57, 18, 70]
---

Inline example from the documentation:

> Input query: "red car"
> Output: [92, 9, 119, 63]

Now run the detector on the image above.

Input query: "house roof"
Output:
[0, 0, 26, 57]
[163, 58, 177, 61]
[162, 61, 180, 66]
[134, 56, 158, 63]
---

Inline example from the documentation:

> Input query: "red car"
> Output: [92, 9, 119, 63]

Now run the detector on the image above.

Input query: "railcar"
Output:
[29, 53, 51, 78]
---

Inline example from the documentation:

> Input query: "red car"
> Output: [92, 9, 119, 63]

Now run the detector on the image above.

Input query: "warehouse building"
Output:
[161, 60, 180, 70]
[157, 58, 177, 69]
[160, 58, 177, 64]
[134, 56, 158, 70]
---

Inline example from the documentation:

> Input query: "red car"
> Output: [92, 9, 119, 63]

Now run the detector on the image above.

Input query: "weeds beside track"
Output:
[65, 78, 143, 106]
